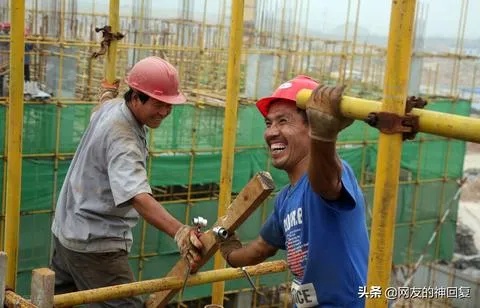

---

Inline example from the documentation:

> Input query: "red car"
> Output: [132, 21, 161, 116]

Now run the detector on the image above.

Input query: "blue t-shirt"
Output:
[260, 161, 369, 307]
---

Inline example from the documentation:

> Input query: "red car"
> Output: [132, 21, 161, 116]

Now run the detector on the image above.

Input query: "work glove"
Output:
[174, 225, 203, 272]
[219, 232, 242, 267]
[99, 79, 120, 104]
[306, 84, 353, 142]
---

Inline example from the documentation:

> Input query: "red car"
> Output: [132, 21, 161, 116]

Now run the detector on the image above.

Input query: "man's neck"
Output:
[287, 155, 309, 185]
[126, 101, 144, 127]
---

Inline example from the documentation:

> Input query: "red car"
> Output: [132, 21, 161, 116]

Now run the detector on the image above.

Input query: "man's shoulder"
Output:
[92, 100, 130, 128]
[340, 160, 361, 188]
[96, 98, 124, 115]
[340, 159, 354, 171]
[91, 100, 138, 142]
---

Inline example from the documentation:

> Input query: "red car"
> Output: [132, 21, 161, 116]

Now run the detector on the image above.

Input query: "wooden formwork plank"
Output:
[30, 268, 55, 308]
[146, 171, 275, 307]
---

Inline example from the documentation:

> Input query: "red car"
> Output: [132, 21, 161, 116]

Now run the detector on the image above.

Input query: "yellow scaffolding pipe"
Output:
[367, 1, 416, 307]
[54, 260, 287, 308]
[106, 0, 120, 84]
[296, 92, 480, 143]
[4, 0, 25, 288]
[211, 0, 245, 305]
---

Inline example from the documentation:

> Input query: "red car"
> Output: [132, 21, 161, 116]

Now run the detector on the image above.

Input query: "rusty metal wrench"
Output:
[241, 266, 264, 296]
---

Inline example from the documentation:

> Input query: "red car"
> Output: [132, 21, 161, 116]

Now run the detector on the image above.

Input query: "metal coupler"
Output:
[192, 216, 208, 233]
[212, 226, 229, 240]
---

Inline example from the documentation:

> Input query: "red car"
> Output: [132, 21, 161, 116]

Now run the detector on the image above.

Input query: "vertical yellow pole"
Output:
[211, 0, 245, 305]
[5, 0, 25, 288]
[366, 1, 416, 307]
[56, 0, 65, 97]
[106, 0, 119, 84]
[347, 0, 361, 87]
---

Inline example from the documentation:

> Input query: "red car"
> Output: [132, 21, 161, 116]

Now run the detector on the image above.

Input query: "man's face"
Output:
[131, 94, 172, 128]
[263, 100, 310, 172]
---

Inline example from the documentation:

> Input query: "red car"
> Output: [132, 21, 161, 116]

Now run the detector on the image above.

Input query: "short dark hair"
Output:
[124, 88, 149, 104]
[296, 107, 308, 124]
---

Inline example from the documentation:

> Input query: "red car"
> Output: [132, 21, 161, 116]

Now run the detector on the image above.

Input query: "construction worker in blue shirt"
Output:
[219, 75, 369, 307]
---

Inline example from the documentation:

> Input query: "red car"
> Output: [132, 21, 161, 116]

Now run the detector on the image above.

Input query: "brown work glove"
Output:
[306, 84, 353, 142]
[174, 225, 203, 272]
[219, 233, 242, 267]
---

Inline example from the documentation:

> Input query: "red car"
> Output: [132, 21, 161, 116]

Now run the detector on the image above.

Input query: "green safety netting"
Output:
[0, 97, 471, 299]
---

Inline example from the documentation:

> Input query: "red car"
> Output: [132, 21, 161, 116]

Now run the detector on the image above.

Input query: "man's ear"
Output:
[130, 92, 140, 106]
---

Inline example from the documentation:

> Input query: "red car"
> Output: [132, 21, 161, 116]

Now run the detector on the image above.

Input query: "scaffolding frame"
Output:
[1, 1, 480, 307]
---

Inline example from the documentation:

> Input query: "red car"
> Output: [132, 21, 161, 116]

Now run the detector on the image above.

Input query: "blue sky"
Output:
[76, 0, 479, 39]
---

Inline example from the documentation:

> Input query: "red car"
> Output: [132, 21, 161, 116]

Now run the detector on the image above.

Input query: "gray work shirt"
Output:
[52, 99, 152, 253]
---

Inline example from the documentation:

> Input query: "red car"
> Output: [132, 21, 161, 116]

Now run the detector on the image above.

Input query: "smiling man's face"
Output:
[130, 93, 173, 128]
[263, 100, 310, 173]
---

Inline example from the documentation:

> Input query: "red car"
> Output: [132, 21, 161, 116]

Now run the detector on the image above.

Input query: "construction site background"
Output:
[0, 0, 479, 307]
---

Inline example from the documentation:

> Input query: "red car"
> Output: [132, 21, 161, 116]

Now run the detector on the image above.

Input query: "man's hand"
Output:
[99, 79, 120, 104]
[306, 84, 353, 142]
[219, 233, 242, 267]
[174, 225, 204, 272]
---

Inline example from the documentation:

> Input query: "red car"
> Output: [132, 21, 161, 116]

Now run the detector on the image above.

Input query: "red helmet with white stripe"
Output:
[256, 75, 319, 117]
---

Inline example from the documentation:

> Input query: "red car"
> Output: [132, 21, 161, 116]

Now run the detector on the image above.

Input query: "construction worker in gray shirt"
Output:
[51, 56, 202, 307]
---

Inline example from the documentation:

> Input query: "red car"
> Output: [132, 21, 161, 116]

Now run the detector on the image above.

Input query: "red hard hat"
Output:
[256, 75, 319, 117]
[125, 56, 186, 104]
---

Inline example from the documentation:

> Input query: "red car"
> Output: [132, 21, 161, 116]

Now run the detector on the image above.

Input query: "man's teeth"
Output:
[271, 144, 286, 153]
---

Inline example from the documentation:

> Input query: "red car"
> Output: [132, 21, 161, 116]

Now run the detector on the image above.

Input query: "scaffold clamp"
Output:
[364, 96, 427, 141]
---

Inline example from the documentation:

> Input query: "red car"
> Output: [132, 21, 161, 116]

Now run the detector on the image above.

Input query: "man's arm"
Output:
[107, 133, 184, 239]
[306, 85, 353, 200]
[308, 140, 342, 200]
[131, 192, 183, 237]
[221, 235, 278, 268]
[131, 192, 203, 269]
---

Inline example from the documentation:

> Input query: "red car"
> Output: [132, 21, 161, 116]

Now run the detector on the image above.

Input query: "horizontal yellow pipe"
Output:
[54, 260, 287, 307]
[297, 89, 480, 143]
